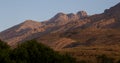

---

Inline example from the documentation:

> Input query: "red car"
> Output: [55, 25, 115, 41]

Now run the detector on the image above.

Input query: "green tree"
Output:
[10, 40, 76, 63]
[0, 40, 11, 63]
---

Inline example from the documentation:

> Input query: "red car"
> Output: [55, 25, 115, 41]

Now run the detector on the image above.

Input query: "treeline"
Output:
[0, 40, 76, 63]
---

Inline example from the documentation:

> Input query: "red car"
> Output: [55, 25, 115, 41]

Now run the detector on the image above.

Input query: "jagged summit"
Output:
[47, 12, 68, 25]
[54, 12, 66, 18]
[67, 13, 75, 18]
[77, 11, 88, 18]
[52, 12, 68, 21]
[53, 11, 88, 20]
[21, 20, 41, 25]
[67, 13, 78, 21]
[48, 10, 88, 24]
[23, 20, 36, 22]
[67, 13, 77, 18]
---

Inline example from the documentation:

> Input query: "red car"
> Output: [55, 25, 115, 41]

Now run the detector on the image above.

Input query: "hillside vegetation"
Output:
[1, 39, 120, 63]
[0, 40, 76, 63]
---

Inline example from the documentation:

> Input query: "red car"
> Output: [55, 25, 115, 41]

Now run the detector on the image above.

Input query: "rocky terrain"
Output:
[0, 10, 89, 47]
[0, 3, 120, 46]
[2, 3, 119, 47]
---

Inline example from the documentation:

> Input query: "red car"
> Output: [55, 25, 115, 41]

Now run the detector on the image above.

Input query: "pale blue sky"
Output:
[0, 0, 120, 31]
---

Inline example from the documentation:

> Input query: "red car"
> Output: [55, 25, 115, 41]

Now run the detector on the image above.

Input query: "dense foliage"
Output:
[0, 40, 76, 63]
[0, 40, 11, 63]
[1, 40, 120, 63]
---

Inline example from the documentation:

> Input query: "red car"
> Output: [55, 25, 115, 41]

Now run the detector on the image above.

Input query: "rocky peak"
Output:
[67, 13, 75, 18]
[55, 12, 66, 16]
[22, 20, 41, 25]
[47, 11, 88, 25]
[67, 13, 77, 19]
[67, 13, 78, 21]
[0, 19, 45, 46]
[23, 20, 35, 23]
[48, 12, 68, 25]
[77, 11, 88, 19]
[16, 20, 42, 32]
[53, 12, 67, 18]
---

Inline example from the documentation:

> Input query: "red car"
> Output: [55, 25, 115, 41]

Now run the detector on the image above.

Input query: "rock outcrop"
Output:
[77, 11, 88, 19]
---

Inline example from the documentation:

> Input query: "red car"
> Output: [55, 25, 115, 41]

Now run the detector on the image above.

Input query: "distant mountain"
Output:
[0, 20, 45, 46]
[37, 2, 120, 49]
[0, 2, 120, 49]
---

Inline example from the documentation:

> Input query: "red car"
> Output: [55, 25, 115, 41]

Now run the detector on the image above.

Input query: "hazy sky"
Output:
[0, 0, 120, 31]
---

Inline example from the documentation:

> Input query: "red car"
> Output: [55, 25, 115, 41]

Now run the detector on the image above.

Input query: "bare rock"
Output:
[77, 11, 88, 19]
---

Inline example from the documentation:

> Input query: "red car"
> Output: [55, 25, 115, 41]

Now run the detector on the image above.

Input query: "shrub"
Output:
[0, 40, 76, 63]
[0, 40, 11, 63]
[96, 54, 114, 63]
[10, 40, 76, 63]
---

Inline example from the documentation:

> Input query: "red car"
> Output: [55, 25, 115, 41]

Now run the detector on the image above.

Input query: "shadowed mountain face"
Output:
[104, 2, 120, 18]
[0, 3, 120, 49]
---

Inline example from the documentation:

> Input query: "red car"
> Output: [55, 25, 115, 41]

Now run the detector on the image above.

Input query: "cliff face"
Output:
[0, 3, 120, 48]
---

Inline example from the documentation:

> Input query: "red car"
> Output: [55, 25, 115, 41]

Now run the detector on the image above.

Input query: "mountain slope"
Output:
[0, 11, 88, 47]
[37, 2, 120, 49]
[0, 2, 120, 49]
[0, 20, 45, 46]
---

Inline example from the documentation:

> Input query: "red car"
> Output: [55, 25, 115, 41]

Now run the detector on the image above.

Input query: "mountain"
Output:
[0, 10, 88, 47]
[0, 20, 45, 46]
[0, 3, 120, 49]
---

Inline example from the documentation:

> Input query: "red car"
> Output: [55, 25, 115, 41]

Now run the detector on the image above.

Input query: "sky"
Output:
[0, 0, 120, 32]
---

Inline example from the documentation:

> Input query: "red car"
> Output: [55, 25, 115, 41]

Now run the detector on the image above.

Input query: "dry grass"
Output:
[37, 28, 120, 63]
[58, 45, 120, 63]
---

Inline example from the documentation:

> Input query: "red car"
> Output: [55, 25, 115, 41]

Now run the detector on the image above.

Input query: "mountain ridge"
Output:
[0, 2, 120, 48]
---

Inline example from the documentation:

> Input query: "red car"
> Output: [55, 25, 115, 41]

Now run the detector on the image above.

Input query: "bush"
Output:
[96, 55, 114, 63]
[9, 40, 76, 63]
[0, 40, 76, 63]
[0, 40, 10, 50]
[0, 40, 11, 63]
